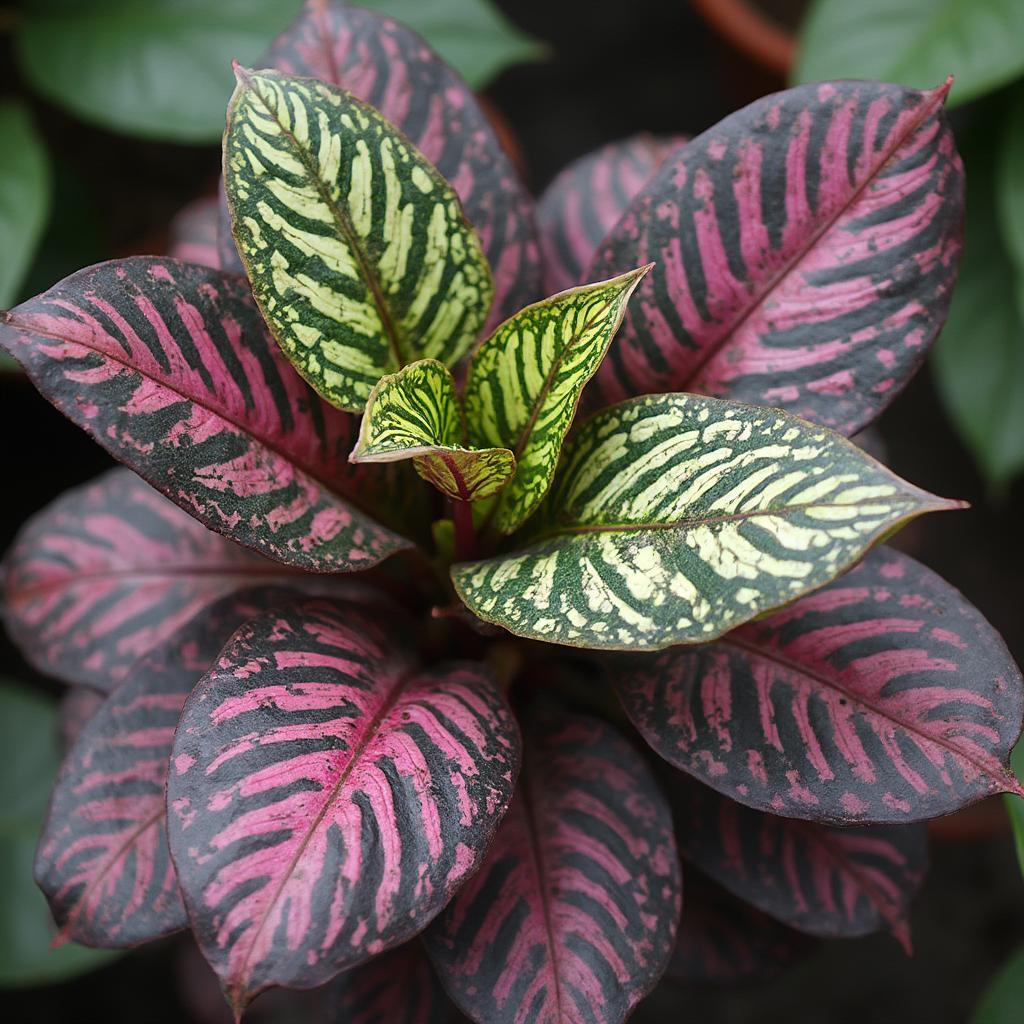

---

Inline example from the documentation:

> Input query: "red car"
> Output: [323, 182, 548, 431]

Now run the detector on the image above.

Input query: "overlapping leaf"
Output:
[0, 258, 411, 570]
[34, 589, 296, 948]
[673, 778, 927, 949]
[425, 703, 681, 1024]
[224, 67, 493, 413]
[168, 599, 520, 1012]
[353, 360, 515, 502]
[57, 688, 105, 753]
[537, 134, 686, 293]
[464, 266, 651, 534]
[617, 546, 1024, 823]
[222, 0, 541, 326]
[168, 196, 221, 269]
[586, 80, 964, 435]
[453, 393, 958, 651]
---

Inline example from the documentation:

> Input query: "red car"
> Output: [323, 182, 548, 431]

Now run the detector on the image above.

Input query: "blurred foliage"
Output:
[973, 944, 1024, 1023]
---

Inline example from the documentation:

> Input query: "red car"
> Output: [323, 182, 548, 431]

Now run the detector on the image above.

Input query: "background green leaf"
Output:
[0, 681, 117, 986]
[998, 91, 1024, 276]
[1007, 740, 1024, 879]
[973, 945, 1024, 1024]
[795, 0, 1024, 106]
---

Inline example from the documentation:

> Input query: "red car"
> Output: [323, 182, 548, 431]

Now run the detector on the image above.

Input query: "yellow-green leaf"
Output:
[465, 265, 651, 534]
[452, 394, 961, 651]
[224, 67, 493, 412]
[351, 359, 515, 502]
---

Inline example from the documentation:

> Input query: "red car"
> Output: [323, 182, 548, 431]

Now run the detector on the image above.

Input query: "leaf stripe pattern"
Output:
[465, 265, 651, 534]
[168, 599, 520, 1011]
[586, 80, 964, 435]
[673, 778, 927, 948]
[617, 547, 1024, 824]
[425, 704, 681, 1024]
[224, 67, 493, 412]
[0, 258, 410, 571]
[229, 0, 541, 328]
[537, 134, 687, 294]
[34, 590, 295, 948]
[453, 393, 958, 650]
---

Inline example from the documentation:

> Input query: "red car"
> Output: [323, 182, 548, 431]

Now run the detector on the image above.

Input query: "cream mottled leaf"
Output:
[224, 67, 493, 412]
[351, 359, 515, 502]
[452, 394, 960, 650]
[465, 265, 651, 534]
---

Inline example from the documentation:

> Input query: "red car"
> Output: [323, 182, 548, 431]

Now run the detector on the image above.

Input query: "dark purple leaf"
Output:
[169, 197, 221, 270]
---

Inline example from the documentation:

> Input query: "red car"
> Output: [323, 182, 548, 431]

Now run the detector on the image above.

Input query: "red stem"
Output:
[451, 499, 477, 561]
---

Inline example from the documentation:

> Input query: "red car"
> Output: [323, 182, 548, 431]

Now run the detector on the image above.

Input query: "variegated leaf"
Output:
[352, 359, 515, 502]
[218, 0, 541, 328]
[537, 134, 687, 294]
[58, 688, 105, 753]
[34, 589, 296, 948]
[453, 393, 959, 651]
[425, 703, 681, 1024]
[224, 67, 493, 413]
[673, 778, 927, 949]
[464, 266, 651, 534]
[0, 258, 411, 570]
[168, 599, 520, 1012]
[586, 80, 964, 435]
[617, 546, 1024, 824]
[168, 196, 221, 269]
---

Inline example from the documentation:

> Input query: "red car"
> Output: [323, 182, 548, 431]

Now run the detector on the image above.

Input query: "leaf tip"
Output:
[890, 918, 914, 956]
[1004, 774, 1024, 801]
[232, 61, 254, 87]
[936, 75, 954, 101]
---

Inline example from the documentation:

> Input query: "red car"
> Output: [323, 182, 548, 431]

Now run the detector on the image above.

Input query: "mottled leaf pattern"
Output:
[228, 0, 541, 327]
[425, 704, 681, 1024]
[35, 590, 294, 948]
[0, 258, 410, 570]
[464, 266, 651, 534]
[673, 779, 927, 948]
[617, 547, 1024, 823]
[587, 80, 964, 435]
[168, 599, 520, 1011]
[453, 393, 957, 650]
[537, 134, 687, 294]
[353, 359, 515, 502]
[224, 67, 493, 413]
[169, 196, 221, 270]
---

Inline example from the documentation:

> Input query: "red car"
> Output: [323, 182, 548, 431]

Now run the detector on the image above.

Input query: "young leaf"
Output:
[453, 393, 960, 651]
[232, 0, 541, 327]
[168, 599, 520, 1012]
[673, 778, 927, 949]
[168, 196, 221, 270]
[0, 258, 411, 571]
[224, 67, 493, 413]
[616, 547, 1024, 824]
[34, 589, 296, 948]
[795, 0, 1024, 108]
[537, 134, 686, 294]
[425, 703, 681, 1024]
[586, 80, 964, 436]
[352, 360, 515, 502]
[465, 265, 651, 534]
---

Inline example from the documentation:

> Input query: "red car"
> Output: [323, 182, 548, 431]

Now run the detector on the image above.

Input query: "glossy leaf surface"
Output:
[465, 266, 650, 533]
[537, 134, 686, 294]
[426, 704, 681, 1024]
[168, 196, 221, 270]
[168, 599, 520, 1011]
[241, 0, 541, 327]
[618, 547, 1024, 823]
[0, 258, 409, 570]
[454, 393, 957, 651]
[224, 67, 493, 412]
[673, 779, 927, 948]
[353, 360, 515, 502]
[35, 590, 294, 948]
[586, 80, 964, 436]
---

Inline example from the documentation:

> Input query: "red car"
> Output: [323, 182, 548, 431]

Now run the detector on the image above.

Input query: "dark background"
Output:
[2, 1, 1022, 1021]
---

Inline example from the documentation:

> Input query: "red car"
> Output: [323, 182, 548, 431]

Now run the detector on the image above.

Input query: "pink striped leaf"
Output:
[217, 0, 541, 329]
[0, 257, 414, 571]
[168, 196, 221, 270]
[35, 588, 299, 948]
[616, 547, 1024, 824]
[58, 688, 105, 752]
[673, 778, 927, 949]
[586, 80, 964, 435]
[664, 873, 813, 988]
[2, 469, 310, 690]
[537, 134, 688, 294]
[424, 703, 682, 1024]
[167, 599, 520, 1013]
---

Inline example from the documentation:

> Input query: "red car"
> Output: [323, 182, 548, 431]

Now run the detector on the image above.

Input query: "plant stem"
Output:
[451, 499, 477, 561]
